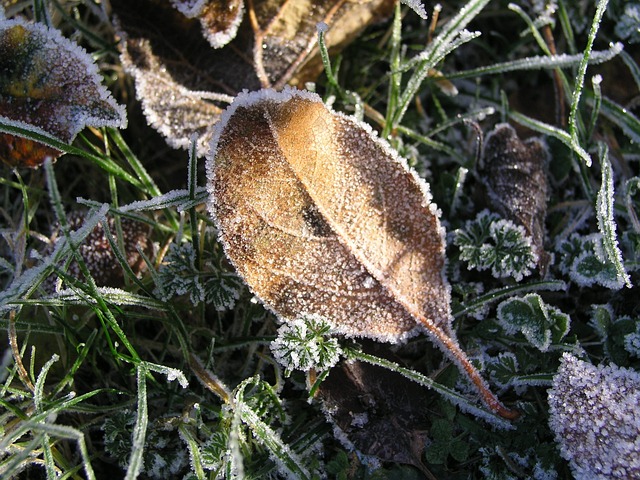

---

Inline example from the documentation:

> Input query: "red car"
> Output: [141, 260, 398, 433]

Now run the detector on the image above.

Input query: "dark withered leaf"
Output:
[113, 0, 393, 156]
[249, 0, 394, 89]
[207, 89, 518, 419]
[0, 15, 126, 167]
[318, 344, 430, 472]
[481, 123, 550, 273]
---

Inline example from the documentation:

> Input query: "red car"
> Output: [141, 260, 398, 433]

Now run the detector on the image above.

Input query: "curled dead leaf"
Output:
[207, 88, 518, 419]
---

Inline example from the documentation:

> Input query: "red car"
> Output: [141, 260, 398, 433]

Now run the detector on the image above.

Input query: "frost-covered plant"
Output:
[454, 210, 538, 281]
[556, 233, 626, 289]
[624, 320, 640, 358]
[155, 241, 242, 308]
[548, 353, 640, 479]
[271, 314, 343, 375]
[496, 294, 570, 352]
[614, 3, 640, 43]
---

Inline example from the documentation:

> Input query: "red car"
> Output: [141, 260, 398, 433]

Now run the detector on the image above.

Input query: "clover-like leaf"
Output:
[207, 88, 517, 419]
[0, 14, 126, 167]
[497, 293, 570, 351]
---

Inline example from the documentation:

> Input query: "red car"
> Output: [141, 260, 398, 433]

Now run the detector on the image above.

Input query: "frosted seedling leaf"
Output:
[0, 16, 126, 167]
[454, 210, 538, 281]
[496, 294, 570, 352]
[548, 353, 640, 479]
[207, 88, 518, 419]
[271, 314, 342, 375]
[481, 124, 550, 274]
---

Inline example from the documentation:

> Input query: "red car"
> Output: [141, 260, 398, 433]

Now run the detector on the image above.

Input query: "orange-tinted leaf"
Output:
[112, 0, 393, 156]
[481, 124, 550, 274]
[0, 15, 126, 167]
[207, 89, 518, 419]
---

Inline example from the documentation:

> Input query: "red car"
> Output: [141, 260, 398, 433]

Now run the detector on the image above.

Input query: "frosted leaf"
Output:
[454, 210, 538, 281]
[155, 242, 204, 305]
[548, 353, 640, 479]
[112, 0, 392, 155]
[496, 294, 569, 352]
[624, 320, 640, 358]
[202, 270, 243, 311]
[117, 33, 231, 158]
[615, 4, 640, 44]
[208, 88, 517, 420]
[45, 211, 151, 288]
[0, 15, 126, 167]
[481, 124, 550, 274]
[169, 0, 244, 49]
[271, 314, 342, 374]
[595, 145, 632, 288]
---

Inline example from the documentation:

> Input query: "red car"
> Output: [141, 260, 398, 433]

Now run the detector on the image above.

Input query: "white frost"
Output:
[548, 353, 640, 479]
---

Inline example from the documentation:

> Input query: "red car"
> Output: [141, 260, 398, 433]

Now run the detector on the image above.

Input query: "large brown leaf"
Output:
[113, 0, 393, 156]
[207, 88, 518, 419]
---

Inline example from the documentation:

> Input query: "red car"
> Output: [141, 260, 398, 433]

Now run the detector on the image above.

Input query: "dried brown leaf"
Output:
[207, 89, 518, 419]
[481, 123, 550, 274]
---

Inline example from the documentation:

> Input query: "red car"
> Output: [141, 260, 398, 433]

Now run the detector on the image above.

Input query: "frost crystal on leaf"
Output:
[497, 294, 569, 351]
[155, 242, 203, 305]
[548, 353, 640, 479]
[271, 314, 343, 375]
[454, 210, 538, 281]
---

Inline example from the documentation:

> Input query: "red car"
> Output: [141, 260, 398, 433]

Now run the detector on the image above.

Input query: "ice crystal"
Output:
[548, 353, 640, 479]
[271, 314, 343, 375]
[401, 0, 428, 19]
[454, 210, 538, 281]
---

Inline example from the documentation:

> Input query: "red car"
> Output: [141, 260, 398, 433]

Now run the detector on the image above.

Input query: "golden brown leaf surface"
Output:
[207, 89, 450, 343]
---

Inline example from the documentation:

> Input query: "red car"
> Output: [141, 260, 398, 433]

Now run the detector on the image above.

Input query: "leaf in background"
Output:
[207, 88, 518, 419]
[112, 0, 393, 156]
[481, 123, 550, 274]
[248, 0, 394, 89]
[0, 15, 126, 168]
[318, 344, 430, 473]
[169, 0, 244, 48]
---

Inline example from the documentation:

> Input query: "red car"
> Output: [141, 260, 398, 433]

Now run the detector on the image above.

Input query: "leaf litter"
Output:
[207, 87, 518, 420]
